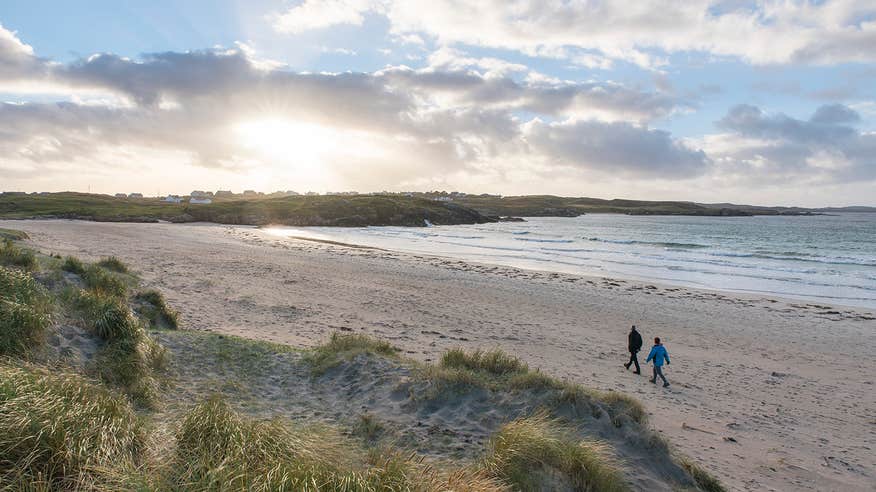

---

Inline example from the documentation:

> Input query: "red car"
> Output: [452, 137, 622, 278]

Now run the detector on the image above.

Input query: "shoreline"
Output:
[4, 219, 875, 491]
[259, 225, 876, 316]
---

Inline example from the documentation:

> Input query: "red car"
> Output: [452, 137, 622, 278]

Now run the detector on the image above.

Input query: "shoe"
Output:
[624, 363, 631, 370]
[649, 379, 656, 384]
[634, 371, 641, 375]
[663, 382, 670, 388]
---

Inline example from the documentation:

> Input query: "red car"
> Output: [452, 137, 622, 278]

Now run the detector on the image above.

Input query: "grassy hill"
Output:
[0, 230, 726, 491]
[0, 192, 495, 227]
[454, 195, 755, 217]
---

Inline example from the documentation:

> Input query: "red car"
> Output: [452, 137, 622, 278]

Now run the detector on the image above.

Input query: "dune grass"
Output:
[60, 256, 86, 275]
[74, 289, 167, 405]
[0, 227, 28, 241]
[81, 264, 129, 298]
[0, 238, 37, 270]
[305, 332, 399, 375]
[481, 413, 628, 492]
[96, 256, 128, 273]
[0, 266, 52, 356]
[678, 457, 727, 492]
[432, 346, 647, 427]
[134, 289, 180, 329]
[441, 348, 529, 376]
[0, 361, 145, 490]
[162, 395, 501, 491]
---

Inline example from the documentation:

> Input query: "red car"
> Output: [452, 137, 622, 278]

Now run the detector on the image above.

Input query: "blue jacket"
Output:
[646, 344, 670, 367]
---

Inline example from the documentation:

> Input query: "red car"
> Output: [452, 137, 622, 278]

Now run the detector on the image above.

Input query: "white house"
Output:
[189, 197, 212, 204]
[163, 195, 183, 203]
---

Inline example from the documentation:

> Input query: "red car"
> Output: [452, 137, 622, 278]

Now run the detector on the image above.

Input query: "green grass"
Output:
[0, 361, 145, 490]
[73, 289, 167, 405]
[0, 227, 28, 241]
[81, 264, 129, 298]
[352, 413, 386, 443]
[134, 289, 180, 329]
[96, 256, 128, 273]
[305, 332, 399, 375]
[440, 348, 530, 376]
[0, 192, 493, 227]
[75, 289, 141, 341]
[0, 238, 37, 270]
[480, 413, 628, 492]
[0, 266, 52, 356]
[61, 255, 86, 275]
[163, 396, 486, 491]
[678, 457, 727, 492]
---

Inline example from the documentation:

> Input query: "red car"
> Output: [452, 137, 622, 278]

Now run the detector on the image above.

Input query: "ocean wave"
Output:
[707, 251, 876, 267]
[587, 237, 709, 249]
[514, 237, 575, 243]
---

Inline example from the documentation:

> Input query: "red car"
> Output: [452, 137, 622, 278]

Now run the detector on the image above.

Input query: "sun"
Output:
[234, 118, 337, 163]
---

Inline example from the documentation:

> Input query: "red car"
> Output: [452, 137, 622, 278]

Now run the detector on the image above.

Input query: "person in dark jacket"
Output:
[646, 337, 671, 387]
[624, 325, 643, 374]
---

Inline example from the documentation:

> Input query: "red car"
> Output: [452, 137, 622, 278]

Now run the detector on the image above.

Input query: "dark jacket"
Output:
[628, 330, 643, 353]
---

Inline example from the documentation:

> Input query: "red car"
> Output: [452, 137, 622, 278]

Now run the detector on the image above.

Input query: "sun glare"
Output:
[234, 119, 337, 162]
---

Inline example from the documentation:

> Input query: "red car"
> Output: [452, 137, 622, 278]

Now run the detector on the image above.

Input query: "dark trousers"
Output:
[652, 365, 668, 384]
[626, 351, 640, 372]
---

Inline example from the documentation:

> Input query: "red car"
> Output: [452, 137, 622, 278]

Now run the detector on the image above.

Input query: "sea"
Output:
[264, 213, 876, 310]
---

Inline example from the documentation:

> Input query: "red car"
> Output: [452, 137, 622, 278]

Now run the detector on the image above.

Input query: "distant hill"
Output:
[2, 192, 872, 225]
[0, 192, 496, 227]
[454, 195, 876, 217]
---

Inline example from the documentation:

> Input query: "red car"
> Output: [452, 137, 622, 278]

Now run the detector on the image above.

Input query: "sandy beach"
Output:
[4, 219, 874, 492]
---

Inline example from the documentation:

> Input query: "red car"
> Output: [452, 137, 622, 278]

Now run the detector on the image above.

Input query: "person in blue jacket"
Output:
[645, 337, 671, 387]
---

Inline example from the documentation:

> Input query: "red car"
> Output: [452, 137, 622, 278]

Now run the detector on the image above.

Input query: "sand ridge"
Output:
[4, 219, 875, 491]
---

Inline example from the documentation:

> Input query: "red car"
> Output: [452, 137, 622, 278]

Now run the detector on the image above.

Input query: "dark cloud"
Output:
[713, 104, 875, 182]
[524, 120, 710, 177]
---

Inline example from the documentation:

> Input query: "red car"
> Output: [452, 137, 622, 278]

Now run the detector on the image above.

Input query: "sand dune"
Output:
[5, 219, 875, 491]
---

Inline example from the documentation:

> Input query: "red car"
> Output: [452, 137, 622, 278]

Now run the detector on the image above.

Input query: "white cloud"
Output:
[271, 0, 375, 34]
[270, 1, 876, 67]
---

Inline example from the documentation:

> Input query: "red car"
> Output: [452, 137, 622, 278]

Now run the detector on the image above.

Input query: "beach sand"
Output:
[5, 219, 875, 491]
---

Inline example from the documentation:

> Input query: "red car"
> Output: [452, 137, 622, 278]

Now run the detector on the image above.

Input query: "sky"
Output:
[1, 1, 875, 206]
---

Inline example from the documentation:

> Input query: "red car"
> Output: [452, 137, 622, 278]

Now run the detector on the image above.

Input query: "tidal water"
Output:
[266, 213, 876, 309]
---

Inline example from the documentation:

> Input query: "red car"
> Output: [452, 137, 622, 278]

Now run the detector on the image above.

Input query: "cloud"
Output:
[271, 0, 374, 34]
[523, 119, 710, 177]
[0, 30, 709, 191]
[271, 1, 876, 67]
[705, 103, 876, 183]
[0, 23, 49, 81]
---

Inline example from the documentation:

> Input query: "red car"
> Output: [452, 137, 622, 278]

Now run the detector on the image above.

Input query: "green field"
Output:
[0, 192, 494, 226]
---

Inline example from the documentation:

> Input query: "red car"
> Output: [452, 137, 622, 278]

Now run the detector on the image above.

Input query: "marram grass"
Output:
[0, 361, 145, 490]
[134, 289, 180, 329]
[0, 266, 52, 356]
[481, 412, 629, 492]
[0, 239, 37, 271]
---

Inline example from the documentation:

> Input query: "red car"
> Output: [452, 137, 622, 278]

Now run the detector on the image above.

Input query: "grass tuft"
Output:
[96, 256, 128, 273]
[73, 289, 166, 406]
[0, 266, 52, 356]
[440, 347, 529, 376]
[82, 264, 128, 298]
[0, 238, 37, 270]
[75, 289, 141, 341]
[305, 332, 399, 375]
[0, 227, 29, 241]
[134, 289, 180, 329]
[679, 457, 727, 492]
[481, 412, 629, 492]
[61, 256, 86, 275]
[0, 361, 145, 490]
